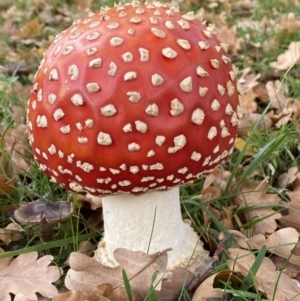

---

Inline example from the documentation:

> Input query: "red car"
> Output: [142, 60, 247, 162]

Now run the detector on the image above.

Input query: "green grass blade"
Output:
[147, 206, 157, 254]
[122, 269, 134, 301]
[234, 133, 288, 191]
[0, 231, 101, 258]
[240, 246, 266, 291]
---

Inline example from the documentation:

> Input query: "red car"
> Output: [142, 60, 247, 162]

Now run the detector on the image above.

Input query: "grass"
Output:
[1, 0, 300, 300]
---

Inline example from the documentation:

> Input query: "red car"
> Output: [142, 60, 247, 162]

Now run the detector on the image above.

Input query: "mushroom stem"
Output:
[94, 187, 209, 272]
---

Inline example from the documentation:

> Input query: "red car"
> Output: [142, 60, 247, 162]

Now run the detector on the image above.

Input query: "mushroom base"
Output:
[94, 187, 210, 273]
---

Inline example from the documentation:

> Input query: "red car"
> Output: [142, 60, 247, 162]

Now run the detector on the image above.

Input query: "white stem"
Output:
[94, 187, 209, 271]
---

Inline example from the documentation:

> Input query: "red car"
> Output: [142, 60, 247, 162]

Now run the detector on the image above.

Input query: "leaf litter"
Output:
[0, 249, 61, 301]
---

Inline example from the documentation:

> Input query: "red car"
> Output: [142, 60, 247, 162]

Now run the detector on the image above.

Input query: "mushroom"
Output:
[14, 201, 73, 241]
[26, 1, 241, 273]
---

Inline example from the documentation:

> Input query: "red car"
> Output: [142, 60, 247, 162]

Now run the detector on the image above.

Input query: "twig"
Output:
[187, 237, 228, 293]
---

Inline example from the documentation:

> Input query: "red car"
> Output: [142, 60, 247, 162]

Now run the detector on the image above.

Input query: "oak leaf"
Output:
[0, 251, 62, 301]
[234, 180, 282, 235]
[192, 270, 242, 301]
[266, 80, 290, 114]
[230, 228, 300, 265]
[53, 283, 132, 301]
[270, 41, 300, 70]
[277, 166, 298, 188]
[228, 248, 300, 301]
[65, 248, 193, 301]
[0, 222, 23, 244]
[279, 191, 300, 231]
[238, 67, 261, 95]
[191, 274, 223, 301]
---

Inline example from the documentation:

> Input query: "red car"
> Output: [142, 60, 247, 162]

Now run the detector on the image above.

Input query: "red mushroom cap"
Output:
[27, 1, 241, 196]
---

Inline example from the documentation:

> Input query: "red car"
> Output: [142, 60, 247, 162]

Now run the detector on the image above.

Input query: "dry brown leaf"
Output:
[0, 175, 15, 195]
[238, 89, 257, 113]
[200, 186, 222, 227]
[234, 137, 256, 156]
[292, 98, 300, 121]
[53, 283, 132, 301]
[279, 191, 300, 231]
[238, 68, 261, 95]
[191, 273, 224, 301]
[155, 266, 194, 300]
[228, 248, 300, 301]
[222, 206, 236, 230]
[266, 80, 290, 113]
[65, 249, 167, 294]
[238, 112, 272, 137]
[277, 13, 300, 35]
[230, 230, 266, 249]
[217, 25, 243, 53]
[18, 19, 41, 39]
[13, 292, 51, 301]
[277, 167, 299, 188]
[65, 248, 193, 301]
[192, 270, 242, 301]
[2, 124, 32, 176]
[0, 252, 62, 301]
[78, 241, 96, 256]
[265, 227, 300, 265]
[234, 180, 282, 235]
[0, 222, 23, 244]
[270, 41, 300, 70]
[253, 83, 269, 102]
[293, 173, 300, 192]
[203, 168, 234, 191]
[201, 186, 222, 204]
[230, 228, 300, 265]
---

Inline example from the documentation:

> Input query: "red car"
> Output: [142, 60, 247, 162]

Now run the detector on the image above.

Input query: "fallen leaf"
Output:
[238, 89, 257, 114]
[266, 80, 290, 114]
[0, 175, 15, 195]
[77, 241, 96, 256]
[2, 124, 32, 176]
[156, 267, 194, 300]
[217, 25, 243, 53]
[277, 13, 300, 35]
[238, 68, 261, 94]
[265, 227, 300, 265]
[53, 283, 132, 301]
[230, 228, 300, 265]
[65, 249, 167, 295]
[270, 41, 300, 70]
[234, 180, 282, 235]
[222, 206, 236, 230]
[0, 222, 23, 245]
[192, 270, 242, 301]
[65, 248, 193, 301]
[18, 19, 41, 39]
[0, 252, 61, 301]
[235, 137, 256, 156]
[230, 230, 266, 250]
[277, 166, 299, 188]
[238, 112, 273, 138]
[191, 274, 224, 301]
[228, 248, 300, 301]
[279, 191, 300, 231]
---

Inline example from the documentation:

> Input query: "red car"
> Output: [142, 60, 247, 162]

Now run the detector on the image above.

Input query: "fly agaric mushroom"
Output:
[27, 1, 241, 272]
